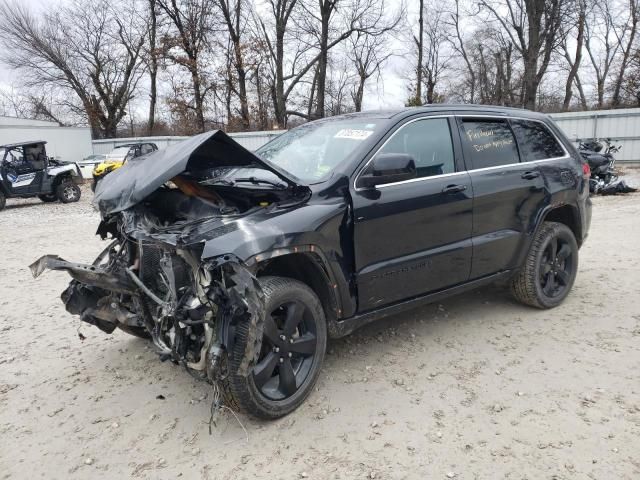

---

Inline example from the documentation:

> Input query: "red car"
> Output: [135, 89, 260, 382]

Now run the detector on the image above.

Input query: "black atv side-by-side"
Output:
[0, 140, 82, 211]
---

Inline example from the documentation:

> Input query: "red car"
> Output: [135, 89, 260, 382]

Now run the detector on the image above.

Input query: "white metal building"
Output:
[92, 130, 286, 155]
[0, 116, 93, 162]
[549, 108, 640, 163]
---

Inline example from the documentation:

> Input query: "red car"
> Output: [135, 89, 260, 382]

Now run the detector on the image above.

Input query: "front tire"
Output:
[510, 222, 579, 309]
[56, 180, 81, 203]
[221, 276, 327, 419]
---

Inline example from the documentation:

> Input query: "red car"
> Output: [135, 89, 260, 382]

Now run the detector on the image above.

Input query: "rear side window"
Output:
[377, 118, 455, 178]
[511, 120, 565, 161]
[459, 119, 519, 169]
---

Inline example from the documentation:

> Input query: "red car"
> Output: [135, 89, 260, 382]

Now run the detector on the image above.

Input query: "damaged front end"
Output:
[30, 236, 265, 383]
[30, 130, 307, 385]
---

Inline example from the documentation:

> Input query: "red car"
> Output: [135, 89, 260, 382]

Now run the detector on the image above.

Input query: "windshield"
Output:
[106, 147, 131, 161]
[256, 119, 383, 182]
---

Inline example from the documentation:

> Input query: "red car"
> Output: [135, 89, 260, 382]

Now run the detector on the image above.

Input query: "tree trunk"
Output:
[274, 22, 287, 127]
[308, 66, 318, 118]
[314, 1, 331, 119]
[415, 0, 424, 105]
[191, 67, 206, 132]
[597, 79, 605, 108]
[354, 76, 365, 112]
[522, 53, 538, 110]
[574, 74, 588, 109]
[147, 0, 157, 135]
[563, 4, 585, 110]
[218, 0, 251, 130]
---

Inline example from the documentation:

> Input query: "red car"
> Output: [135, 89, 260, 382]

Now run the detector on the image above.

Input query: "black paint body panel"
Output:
[99, 105, 592, 337]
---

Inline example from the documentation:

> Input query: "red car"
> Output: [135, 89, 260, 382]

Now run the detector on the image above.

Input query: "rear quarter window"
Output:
[459, 119, 519, 169]
[511, 120, 565, 161]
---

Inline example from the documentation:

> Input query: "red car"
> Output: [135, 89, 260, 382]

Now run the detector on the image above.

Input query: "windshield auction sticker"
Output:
[334, 129, 373, 140]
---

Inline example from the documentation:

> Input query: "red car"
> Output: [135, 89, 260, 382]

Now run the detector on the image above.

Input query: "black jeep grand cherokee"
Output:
[32, 105, 591, 418]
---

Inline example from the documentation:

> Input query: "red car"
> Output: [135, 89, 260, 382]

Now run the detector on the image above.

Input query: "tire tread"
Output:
[220, 276, 326, 419]
[510, 221, 577, 309]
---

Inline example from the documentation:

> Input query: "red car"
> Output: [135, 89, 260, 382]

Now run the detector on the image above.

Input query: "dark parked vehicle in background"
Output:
[91, 142, 158, 191]
[32, 106, 591, 418]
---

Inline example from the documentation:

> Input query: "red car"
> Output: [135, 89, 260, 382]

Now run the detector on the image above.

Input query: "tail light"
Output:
[582, 163, 590, 178]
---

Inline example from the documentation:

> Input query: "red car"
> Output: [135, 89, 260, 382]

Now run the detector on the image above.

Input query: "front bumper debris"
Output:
[30, 248, 265, 382]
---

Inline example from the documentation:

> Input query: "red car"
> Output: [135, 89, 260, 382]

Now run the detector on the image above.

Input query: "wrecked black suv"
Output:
[31, 106, 591, 418]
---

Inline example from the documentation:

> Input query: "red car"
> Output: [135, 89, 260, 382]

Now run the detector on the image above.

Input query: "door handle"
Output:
[521, 171, 540, 180]
[441, 184, 467, 194]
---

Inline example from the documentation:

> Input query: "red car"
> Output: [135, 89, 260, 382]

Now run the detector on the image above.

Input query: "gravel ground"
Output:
[1, 175, 639, 480]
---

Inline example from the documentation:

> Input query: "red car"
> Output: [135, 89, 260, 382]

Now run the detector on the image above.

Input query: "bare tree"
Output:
[421, 6, 451, 103]
[611, 0, 639, 105]
[446, 0, 476, 103]
[215, 0, 252, 130]
[408, 0, 424, 106]
[296, 0, 395, 119]
[585, 0, 621, 107]
[348, 31, 392, 111]
[0, 87, 68, 124]
[621, 45, 640, 105]
[560, 0, 587, 109]
[0, 0, 148, 138]
[157, 0, 215, 132]
[147, 0, 159, 134]
[256, 0, 299, 127]
[480, 0, 567, 110]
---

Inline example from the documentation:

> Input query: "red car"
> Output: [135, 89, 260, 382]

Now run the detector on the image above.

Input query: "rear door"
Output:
[352, 116, 473, 312]
[457, 117, 546, 279]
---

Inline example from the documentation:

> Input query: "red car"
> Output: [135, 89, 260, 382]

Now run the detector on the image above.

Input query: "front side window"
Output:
[511, 120, 565, 161]
[375, 118, 455, 178]
[460, 119, 519, 169]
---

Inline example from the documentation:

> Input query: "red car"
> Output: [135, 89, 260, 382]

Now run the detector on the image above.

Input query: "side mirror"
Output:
[358, 153, 417, 189]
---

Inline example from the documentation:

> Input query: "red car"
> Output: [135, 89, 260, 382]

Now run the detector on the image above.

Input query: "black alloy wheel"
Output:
[510, 221, 579, 309]
[220, 276, 327, 419]
[539, 236, 574, 298]
[253, 300, 318, 400]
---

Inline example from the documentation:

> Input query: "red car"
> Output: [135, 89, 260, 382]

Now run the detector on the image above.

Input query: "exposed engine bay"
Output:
[31, 238, 265, 382]
[30, 130, 309, 385]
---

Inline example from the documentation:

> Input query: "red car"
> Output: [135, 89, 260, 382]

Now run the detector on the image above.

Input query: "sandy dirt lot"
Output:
[1, 174, 639, 480]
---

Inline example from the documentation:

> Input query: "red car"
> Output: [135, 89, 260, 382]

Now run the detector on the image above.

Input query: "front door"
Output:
[351, 116, 473, 313]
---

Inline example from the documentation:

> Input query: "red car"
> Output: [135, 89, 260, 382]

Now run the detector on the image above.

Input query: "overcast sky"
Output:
[0, 0, 411, 113]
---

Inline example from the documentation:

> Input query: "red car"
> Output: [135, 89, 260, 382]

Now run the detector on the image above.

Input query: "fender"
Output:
[244, 244, 353, 322]
[515, 202, 582, 269]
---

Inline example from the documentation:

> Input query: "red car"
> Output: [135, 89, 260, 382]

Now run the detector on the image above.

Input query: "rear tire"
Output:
[0, 191, 5, 211]
[221, 276, 327, 419]
[56, 180, 81, 203]
[38, 194, 58, 203]
[510, 222, 579, 309]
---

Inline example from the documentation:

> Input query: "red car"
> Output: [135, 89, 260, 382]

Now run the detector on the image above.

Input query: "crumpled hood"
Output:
[94, 130, 298, 215]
